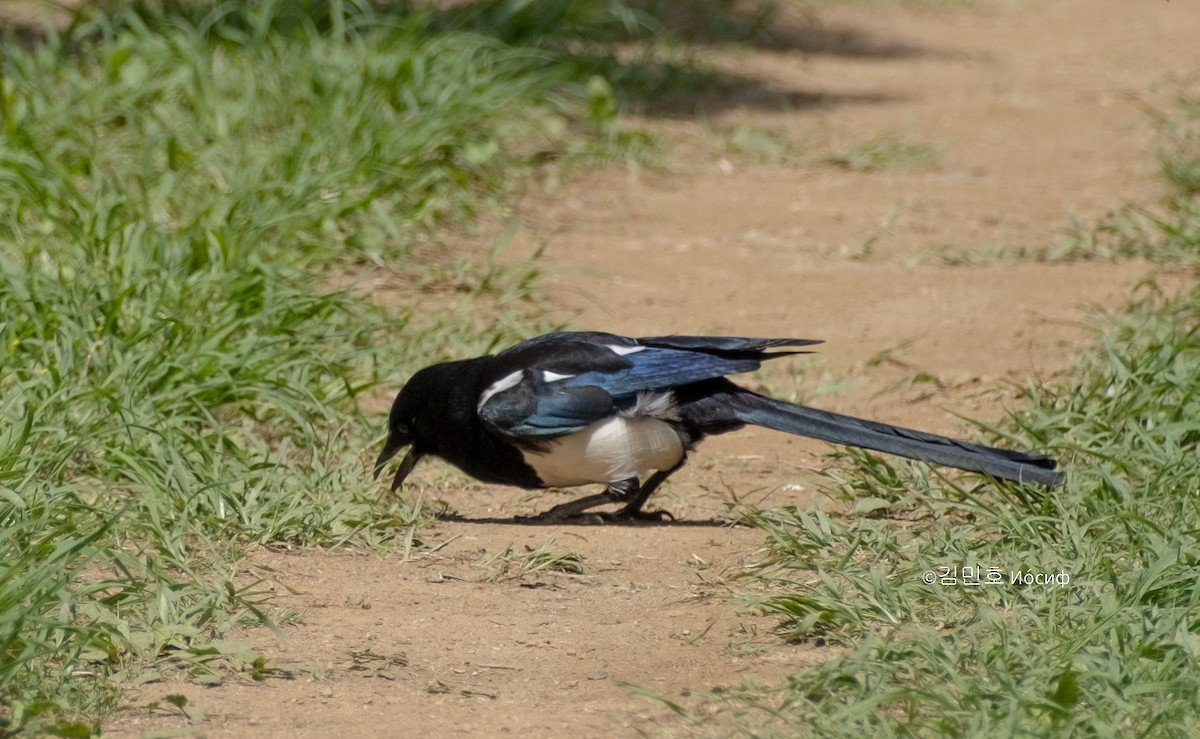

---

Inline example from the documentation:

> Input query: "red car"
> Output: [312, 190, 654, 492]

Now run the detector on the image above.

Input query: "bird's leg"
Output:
[613, 460, 685, 521]
[532, 478, 640, 521]
[531, 460, 685, 522]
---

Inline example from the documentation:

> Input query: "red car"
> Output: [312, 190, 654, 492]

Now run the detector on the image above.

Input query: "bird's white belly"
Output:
[522, 416, 684, 486]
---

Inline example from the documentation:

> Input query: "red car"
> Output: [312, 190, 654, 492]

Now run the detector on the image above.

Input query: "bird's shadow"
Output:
[436, 513, 737, 528]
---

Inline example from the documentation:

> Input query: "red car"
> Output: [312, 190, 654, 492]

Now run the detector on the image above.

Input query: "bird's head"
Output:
[373, 384, 425, 492]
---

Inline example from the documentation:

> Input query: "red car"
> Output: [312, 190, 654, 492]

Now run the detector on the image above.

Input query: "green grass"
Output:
[648, 102, 1200, 737]
[475, 538, 591, 582]
[825, 133, 939, 172]
[1, 0, 820, 724]
[704, 122, 805, 166]
[925, 195, 1200, 265]
[5, 1, 1197, 733]
[1158, 92, 1200, 197]
[924, 89, 1200, 267]
[0, 1, 640, 732]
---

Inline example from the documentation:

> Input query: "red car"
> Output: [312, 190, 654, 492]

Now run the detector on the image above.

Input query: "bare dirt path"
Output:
[106, 1, 1200, 736]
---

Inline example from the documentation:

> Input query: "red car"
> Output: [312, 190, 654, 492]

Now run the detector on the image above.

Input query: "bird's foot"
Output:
[614, 507, 675, 522]
[582, 507, 675, 524]
[519, 508, 574, 524]
[525, 496, 612, 522]
[521, 507, 676, 524]
[521, 479, 676, 523]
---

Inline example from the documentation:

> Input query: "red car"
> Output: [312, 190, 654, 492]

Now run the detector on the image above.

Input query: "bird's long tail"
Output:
[730, 394, 1063, 487]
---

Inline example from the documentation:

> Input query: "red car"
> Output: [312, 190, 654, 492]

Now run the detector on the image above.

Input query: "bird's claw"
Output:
[522, 507, 676, 524]
[615, 508, 675, 522]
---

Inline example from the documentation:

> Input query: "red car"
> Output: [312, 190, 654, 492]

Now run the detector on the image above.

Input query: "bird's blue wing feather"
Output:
[639, 335, 822, 353]
[480, 381, 613, 437]
[480, 350, 763, 439]
[562, 347, 761, 398]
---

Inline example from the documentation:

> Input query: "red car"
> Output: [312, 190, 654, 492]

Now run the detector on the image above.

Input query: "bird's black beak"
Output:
[374, 433, 423, 491]
[388, 447, 423, 491]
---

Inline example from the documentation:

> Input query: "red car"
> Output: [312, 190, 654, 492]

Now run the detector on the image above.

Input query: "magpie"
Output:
[374, 331, 1062, 520]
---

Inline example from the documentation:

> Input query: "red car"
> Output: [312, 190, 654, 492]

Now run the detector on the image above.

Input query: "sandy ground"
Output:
[102, 0, 1200, 736]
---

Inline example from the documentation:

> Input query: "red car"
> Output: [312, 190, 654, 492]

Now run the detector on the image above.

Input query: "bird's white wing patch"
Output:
[605, 343, 645, 357]
[478, 370, 524, 410]
[541, 370, 575, 382]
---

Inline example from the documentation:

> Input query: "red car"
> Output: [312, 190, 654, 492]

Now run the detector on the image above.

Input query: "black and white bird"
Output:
[374, 331, 1062, 520]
